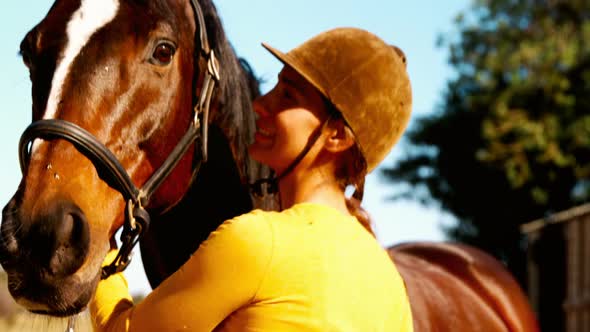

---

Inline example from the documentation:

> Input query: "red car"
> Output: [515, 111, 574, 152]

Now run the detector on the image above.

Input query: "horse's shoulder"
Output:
[388, 241, 539, 332]
[388, 241, 506, 273]
[387, 241, 520, 303]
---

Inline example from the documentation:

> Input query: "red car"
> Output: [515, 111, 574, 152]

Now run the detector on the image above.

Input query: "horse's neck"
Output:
[140, 124, 264, 288]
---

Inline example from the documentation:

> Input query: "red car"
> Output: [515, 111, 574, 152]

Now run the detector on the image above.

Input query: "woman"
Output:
[90, 27, 413, 331]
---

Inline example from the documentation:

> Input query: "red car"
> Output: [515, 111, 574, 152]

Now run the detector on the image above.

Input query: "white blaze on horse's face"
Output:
[43, 0, 120, 121]
[33, 0, 120, 154]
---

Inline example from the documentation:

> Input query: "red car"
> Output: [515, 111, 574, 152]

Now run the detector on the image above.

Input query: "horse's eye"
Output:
[151, 42, 176, 65]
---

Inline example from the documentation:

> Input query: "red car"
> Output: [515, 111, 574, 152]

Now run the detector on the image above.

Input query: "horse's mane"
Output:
[198, 0, 267, 186]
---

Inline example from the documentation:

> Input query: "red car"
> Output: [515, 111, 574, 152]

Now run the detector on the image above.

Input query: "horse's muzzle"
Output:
[0, 197, 93, 314]
[1, 198, 90, 276]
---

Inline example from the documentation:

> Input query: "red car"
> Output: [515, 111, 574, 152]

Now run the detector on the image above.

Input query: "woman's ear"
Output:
[324, 120, 355, 153]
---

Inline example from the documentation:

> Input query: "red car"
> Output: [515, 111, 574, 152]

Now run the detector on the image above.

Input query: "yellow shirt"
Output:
[90, 203, 413, 331]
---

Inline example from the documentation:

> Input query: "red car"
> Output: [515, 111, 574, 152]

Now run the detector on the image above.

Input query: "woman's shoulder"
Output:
[194, 210, 277, 262]
[211, 209, 278, 242]
[224, 208, 280, 227]
[215, 203, 347, 238]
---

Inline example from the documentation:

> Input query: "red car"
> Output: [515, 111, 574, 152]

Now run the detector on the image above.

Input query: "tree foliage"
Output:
[383, 0, 590, 284]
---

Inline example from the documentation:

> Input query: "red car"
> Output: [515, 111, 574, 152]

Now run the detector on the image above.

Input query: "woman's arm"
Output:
[89, 212, 273, 332]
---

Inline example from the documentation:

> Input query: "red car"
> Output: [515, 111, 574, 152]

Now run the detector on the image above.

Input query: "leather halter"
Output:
[17, 0, 220, 279]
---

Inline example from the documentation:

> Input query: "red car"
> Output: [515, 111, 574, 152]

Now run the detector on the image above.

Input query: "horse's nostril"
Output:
[48, 206, 90, 277]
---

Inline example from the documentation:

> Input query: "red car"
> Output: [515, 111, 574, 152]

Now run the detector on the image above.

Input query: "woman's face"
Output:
[248, 66, 329, 174]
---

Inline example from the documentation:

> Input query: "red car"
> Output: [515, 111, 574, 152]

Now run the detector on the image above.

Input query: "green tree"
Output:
[383, 0, 590, 284]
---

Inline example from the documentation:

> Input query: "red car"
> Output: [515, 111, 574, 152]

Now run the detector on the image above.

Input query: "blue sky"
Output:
[1, 1, 470, 296]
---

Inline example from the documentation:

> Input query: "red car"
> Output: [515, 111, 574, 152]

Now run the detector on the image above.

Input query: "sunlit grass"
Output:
[0, 310, 93, 332]
[1, 271, 93, 331]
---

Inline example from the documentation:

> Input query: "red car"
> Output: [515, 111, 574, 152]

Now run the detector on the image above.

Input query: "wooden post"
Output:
[582, 214, 590, 332]
[526, 230, 540, 314]
[522, 203, 590, 332]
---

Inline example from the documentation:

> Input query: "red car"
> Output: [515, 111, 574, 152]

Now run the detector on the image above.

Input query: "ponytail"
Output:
[346, 195, 374, 236]
[324, 97, 373, 235]
[339, 137, 373, 236]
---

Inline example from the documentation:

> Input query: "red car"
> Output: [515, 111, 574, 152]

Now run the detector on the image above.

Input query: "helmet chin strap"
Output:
[250, 119, 330, 200]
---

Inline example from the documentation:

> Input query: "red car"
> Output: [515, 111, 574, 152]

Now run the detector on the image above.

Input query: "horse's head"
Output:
[0, 0, 215, 316]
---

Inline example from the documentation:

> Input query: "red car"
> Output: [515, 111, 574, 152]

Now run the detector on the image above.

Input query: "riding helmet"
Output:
[262, 27, 412, 173]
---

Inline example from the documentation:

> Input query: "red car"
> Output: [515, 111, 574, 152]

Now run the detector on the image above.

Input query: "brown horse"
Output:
[0, 0, 539, 330]
[389, 242, 539, 331]
[0, 0, 273, 316]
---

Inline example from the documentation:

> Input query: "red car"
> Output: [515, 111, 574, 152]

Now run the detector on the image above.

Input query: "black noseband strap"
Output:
[19, 118, 203, 208]
[20, 120, 141, 205]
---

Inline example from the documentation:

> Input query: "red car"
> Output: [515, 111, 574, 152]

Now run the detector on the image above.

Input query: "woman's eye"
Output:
[151, 42, 176, 65]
